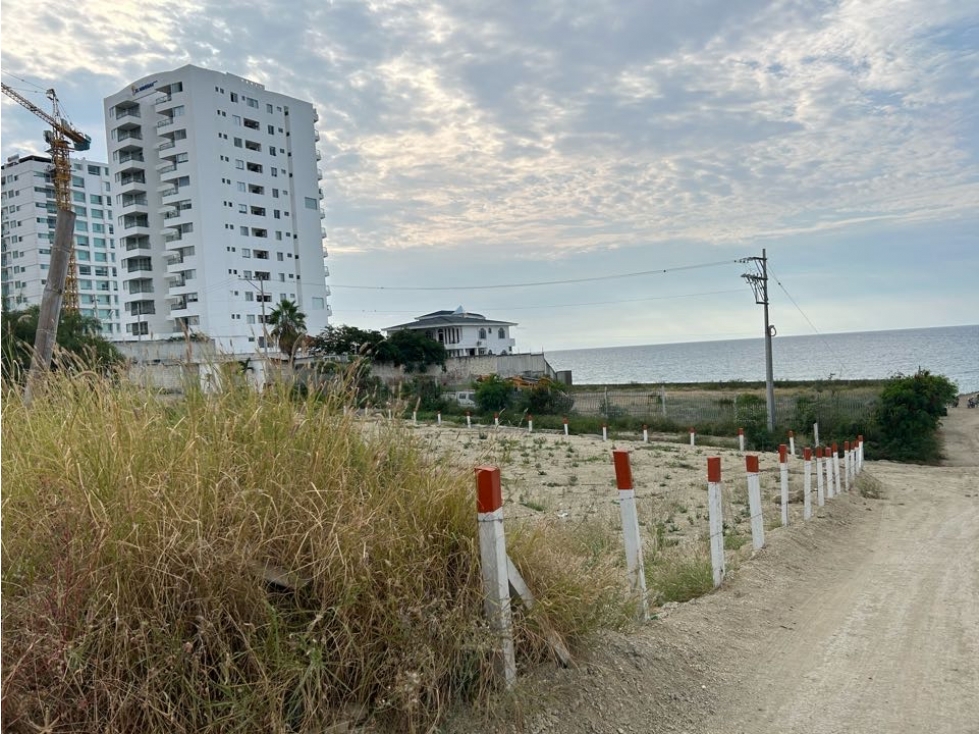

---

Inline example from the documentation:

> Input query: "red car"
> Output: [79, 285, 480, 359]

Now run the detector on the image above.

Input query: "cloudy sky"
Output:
[2, 0, 977, 351]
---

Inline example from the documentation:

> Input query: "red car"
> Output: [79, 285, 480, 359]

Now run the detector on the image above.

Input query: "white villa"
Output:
[385, 307, 516, 358]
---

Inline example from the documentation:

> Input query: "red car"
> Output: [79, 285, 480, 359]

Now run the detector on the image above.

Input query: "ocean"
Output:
[546, 325, 979, 394]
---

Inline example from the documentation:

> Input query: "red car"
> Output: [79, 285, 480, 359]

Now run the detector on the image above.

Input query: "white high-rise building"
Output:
[103, 65, 331, 351]
[1, 154, 123, 336]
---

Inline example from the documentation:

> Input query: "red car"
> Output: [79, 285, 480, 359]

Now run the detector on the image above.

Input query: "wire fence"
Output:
[567, 388, 878, 430]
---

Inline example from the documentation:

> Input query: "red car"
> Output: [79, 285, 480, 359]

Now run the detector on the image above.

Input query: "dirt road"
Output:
[468, 403, 979, 734]
[698, 403, 979, 734]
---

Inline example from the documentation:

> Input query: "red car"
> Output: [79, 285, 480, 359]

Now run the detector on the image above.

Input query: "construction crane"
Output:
[1, 83, 91, 311]
[2, 82, 92, 404]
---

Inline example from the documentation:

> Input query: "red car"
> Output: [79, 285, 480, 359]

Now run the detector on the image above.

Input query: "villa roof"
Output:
[385, 306, 516, 331]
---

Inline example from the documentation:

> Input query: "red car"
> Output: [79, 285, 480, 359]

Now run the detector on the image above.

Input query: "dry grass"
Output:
[1, 372, 635, 733]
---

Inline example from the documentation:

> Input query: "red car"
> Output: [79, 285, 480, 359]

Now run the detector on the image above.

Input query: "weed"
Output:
[857, 473, 885, 499]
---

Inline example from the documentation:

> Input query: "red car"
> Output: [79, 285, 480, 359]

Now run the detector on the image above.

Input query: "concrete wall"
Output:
[371, 352, 556, 389]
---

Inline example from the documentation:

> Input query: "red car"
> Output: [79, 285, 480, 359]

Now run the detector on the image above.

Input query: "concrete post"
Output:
[563, 417, 569, 437]
[527, 415, 533, 433]
[475, 466, 516, 688]
[815, 446, 826, 507]
[832, 443, 841, 496]
[690, 428, 696, 447]
[745, 455, 765, 551]
[824, 446, 834, 499]
[602, 423, 608, 442]
[803, 447, 813, 521]
[707, 457, 726, 588]
[738, 427, 745, 453]
[643, 424, 649, 444]
[779, 444, 789, 527]
[437, 411, 442, 426]
[466, 411, 472, 429]
[788, 430, 796, 457]
[613, 450, 649, 620]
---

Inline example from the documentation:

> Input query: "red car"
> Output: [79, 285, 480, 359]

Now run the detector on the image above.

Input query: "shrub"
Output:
[473, 374, 513, 413]
[874, 370, 957, 462]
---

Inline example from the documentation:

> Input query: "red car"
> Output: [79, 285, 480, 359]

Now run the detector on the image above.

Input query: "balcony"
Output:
[116, 107, 141, 120]
[124, 237, 152, 252]
[157, 140, 175, 152]
[156, 118, 174, 129]
[117, 129, 143, 143]
[121, 196, 148, 209]
[125, 258, 153, 273]
[323, 265, 330, 277]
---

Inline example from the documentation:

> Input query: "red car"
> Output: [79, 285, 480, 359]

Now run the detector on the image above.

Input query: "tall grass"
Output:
[1, 373, 634, 733]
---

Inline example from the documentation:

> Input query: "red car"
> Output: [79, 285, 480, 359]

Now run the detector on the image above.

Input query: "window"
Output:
[230, 92, 239, 102]
[312, 297, 324, 309]
[245, 97, 259, 108]
[232, 115, 241, 126]
[266, 103, 274, 114]
[92, 209, 104, 219]
[71, 176, 84, 188]
[498, 328, 506, 339]
[276, 252, 284, 261]
[246, 162, 263, 173]
[73, 191, 86, 202]
[237, 181, 246, 192]
[267, 124, 275, 135]
[239, 204, 247, 213]
[272, 188, 279, 198]
[240, 226, 249, 235]
[273, 210, 281, 219]
[90, 195, 103, 204]
[245, 291, 253, 301]
[250, 206, 266, 216]
[235, 159, 245, 169]
[243, 118, 259, 130]
[304, 197, 317, 209]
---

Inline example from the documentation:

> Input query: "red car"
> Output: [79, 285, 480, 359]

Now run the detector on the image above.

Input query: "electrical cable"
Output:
[329, 258, 741, 291]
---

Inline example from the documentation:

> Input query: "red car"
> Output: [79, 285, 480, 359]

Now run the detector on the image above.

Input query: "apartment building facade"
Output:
[103, 65, 330, 352]
[1, 154, 122, 335]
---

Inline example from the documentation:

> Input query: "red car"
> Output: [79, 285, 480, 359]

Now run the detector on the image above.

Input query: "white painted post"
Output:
[824, 446, 834, 499]
[466, 411, 472, 429]
[475, 466, 516, 689]
[563, 417, 569, 437]
[690, 427, 696, 447]
[412, 410, 417, 425]
[745, 455, 765, 550]
[738, 427, 745, 452]
[813, 422, 820, 447]
[602, 423, 608, 442]
[858, 434, 864, 472]
[643, 424, 649, 443]
[815, 446, 826, 507]
[437, 411, 442, 426]
[844, 441, 851, 490]
[832, 443, 842, 496]
[707, 457, 726, 588]
[779, 444, 789, 527]
[527, 415, 533, 433]
[803, 447, 813, 521]
[788, 430, 796, 458]
[613, 450, 649, 620]
[388, 409, 392, 420]
[494, 412, 499, 427]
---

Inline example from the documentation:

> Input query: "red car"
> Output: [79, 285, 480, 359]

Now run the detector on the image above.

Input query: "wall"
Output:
[371, 352, 556, 389]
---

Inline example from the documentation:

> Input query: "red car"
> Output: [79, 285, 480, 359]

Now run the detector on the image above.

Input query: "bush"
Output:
[874, 370, 958, 462]
[473, 374, 513, 413]
[516, 379, 575, 416]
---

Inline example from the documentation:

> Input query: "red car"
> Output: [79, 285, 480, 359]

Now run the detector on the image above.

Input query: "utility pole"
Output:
[739, 249, 776, 432]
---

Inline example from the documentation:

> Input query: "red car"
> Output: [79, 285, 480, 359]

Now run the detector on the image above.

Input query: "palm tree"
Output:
[268, 299, 307, 364]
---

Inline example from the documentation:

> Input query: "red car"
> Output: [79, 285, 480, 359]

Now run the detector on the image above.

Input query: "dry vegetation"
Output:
[2, 372, 821, 732]
[1, 375, 637, 733]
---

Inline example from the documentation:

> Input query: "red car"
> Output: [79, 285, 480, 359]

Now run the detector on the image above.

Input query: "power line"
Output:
[329, 258, 741, 291]
[330, 288, 746, 314]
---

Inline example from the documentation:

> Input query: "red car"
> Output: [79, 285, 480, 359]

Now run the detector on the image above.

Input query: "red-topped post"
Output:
[563, 416, 569, 437]
[527, 414, 533, 433]
[844, 440, 851, 490]
[475, 466, 516, 687]
[494, 412, 499, 427]
[466, 410, 472, 429]
[602, 422, 608, 442]
[788, 430, 796, 457]
[815, 446, 826, 506]
[690, 427, 696, 447]
[803, 447, 813, 520]
[707, 457, 726, 587]
[832, 442, 841, 496]
[643, 423, 649, 444]
[738, 427, 745, 452]
[779, 444, 790, 526]
[613, 450, 648, 619]
[745, 455, 765, 550]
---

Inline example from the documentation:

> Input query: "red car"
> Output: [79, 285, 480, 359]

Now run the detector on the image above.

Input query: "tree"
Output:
[308, 324, 385, 359]
[1, 306, 123, 382]
[268, 299, 307, 364]
[374, 330, 446, 372]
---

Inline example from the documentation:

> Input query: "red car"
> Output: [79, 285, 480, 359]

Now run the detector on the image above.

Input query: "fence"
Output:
[474, 435, 866, 688]
[567, 387, 877, 429]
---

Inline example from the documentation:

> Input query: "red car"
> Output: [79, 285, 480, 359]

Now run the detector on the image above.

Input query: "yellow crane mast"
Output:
[1, 83, 92, 311]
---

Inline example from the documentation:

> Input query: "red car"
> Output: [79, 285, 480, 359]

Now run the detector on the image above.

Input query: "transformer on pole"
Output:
[739, 249, 776, 432]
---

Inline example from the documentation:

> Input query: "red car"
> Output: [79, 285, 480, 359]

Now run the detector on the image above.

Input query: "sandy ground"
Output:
[439, 401, 979, 733]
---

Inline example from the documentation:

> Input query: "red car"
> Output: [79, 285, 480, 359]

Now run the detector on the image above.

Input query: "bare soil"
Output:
[437, 402, 979, 733]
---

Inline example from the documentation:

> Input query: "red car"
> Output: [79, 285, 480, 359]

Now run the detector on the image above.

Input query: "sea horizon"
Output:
[544, 324, 979, 392]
